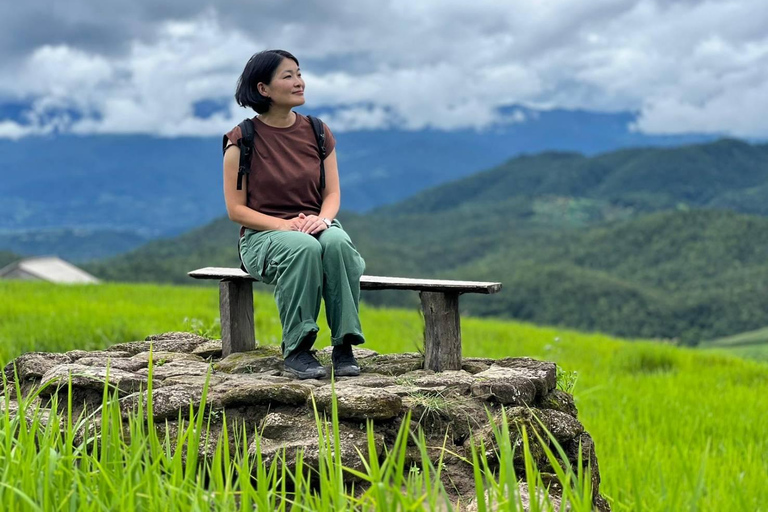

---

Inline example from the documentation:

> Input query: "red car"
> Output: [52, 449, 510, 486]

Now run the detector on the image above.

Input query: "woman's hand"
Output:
[295, 213, 328, 235]
[279, 217, 304, 231]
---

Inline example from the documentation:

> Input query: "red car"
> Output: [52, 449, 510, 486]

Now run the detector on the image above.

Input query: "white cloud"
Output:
[0, 0, 767, 138]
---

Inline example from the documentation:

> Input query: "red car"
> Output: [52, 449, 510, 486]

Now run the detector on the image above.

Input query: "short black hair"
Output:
[234, 50, 300, 114]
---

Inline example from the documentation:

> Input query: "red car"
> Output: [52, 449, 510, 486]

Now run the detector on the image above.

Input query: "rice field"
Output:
[1, 280, 767, 511]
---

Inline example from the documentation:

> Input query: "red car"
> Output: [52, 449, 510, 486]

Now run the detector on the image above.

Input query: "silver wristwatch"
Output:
[321, 217, 332, 228]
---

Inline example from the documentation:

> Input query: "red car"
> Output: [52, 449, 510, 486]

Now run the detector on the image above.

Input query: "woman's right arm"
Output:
[223, 143, 295, 231]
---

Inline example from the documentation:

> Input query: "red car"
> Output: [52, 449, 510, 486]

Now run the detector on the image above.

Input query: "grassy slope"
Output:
[701, 327, 768, 361]
[1, 280, 767, 510]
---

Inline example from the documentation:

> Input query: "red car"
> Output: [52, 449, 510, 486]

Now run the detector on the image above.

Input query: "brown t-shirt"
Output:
[224, 113, 336, 234]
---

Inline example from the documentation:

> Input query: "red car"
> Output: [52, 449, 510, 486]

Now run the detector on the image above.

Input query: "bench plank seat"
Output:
[189, 267, 501, 294]
[188, 266, 502, 372]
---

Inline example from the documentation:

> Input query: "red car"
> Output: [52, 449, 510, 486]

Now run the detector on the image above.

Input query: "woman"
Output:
[222, 49, 366, 380]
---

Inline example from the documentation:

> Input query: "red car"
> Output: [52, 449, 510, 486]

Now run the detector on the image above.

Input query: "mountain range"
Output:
[0, 106, 719, 261]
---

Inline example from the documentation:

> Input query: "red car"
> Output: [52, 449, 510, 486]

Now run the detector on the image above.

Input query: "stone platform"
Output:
[3, 332, 610, 511]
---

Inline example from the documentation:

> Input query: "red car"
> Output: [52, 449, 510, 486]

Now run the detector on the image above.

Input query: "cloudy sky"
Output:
[0, 0, 766, 139]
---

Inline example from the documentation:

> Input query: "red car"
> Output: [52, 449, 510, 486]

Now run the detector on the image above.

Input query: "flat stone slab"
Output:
[362, 353, 424, 376]
[412, 370, 476, 394]
[213, 382, 313, 408]
[109, 332, 212, 356]
[191, 340, 223, 359]
[494, 357, 557, 397]
[470, 366, 538, 405]
[132, 351, 205, 364]
[76, 355, 147, 372]
[5, 352, 73, 380]
[253, 412, 384, 475]
[39, 364, 148, 396]
[311, 384, 402, 421]
[121, 384, 205, 420]
[135, 360, 213, 380]
[214, 348, 284, 374]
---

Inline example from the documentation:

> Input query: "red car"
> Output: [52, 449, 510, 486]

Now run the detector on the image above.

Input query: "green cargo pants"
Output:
[239, 219, 366, 357]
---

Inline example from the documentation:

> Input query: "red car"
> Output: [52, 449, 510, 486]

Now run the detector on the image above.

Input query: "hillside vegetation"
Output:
[85, 138, 768, 344]
[1, 280, 767, 511]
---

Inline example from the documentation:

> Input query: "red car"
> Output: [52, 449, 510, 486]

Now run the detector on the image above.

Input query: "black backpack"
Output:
[223, 115, 328, 273]
[222, 115, 328, 192]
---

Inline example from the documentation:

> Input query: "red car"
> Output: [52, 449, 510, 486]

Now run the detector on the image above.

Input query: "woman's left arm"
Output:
[301, 149, 341, 234]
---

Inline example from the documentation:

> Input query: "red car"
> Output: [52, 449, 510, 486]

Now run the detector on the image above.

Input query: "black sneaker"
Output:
[332, 343, 360, 377]
[284, 350, 327, 380]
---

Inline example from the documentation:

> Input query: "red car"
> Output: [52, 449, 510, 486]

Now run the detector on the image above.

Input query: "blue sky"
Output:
[0, 0, 766, 139]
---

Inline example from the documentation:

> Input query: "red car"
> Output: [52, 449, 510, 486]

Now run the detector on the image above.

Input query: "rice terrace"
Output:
[1, 280, 766, 510]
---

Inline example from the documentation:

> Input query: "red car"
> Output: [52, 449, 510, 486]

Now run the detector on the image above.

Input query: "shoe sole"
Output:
[284, 367, 327, 380]
[333, 365, 361, 377]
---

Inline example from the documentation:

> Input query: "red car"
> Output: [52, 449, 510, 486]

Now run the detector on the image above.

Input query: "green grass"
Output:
[2, 280, 768, 510]
[701, 326, 768, 362]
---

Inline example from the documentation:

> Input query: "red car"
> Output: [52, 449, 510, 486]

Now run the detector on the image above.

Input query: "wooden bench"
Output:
[188, 267, 502, 372]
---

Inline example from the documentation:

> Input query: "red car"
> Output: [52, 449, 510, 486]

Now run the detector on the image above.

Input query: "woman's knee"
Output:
[319, 229, 354, 254]
[283, 232, 322, 256]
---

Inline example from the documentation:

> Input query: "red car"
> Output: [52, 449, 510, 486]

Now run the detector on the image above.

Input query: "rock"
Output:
[192, 340, 223, 359]
[259, 411, 302, 438]
[563, 432, 605, 508]
[465, 408, 548, 469]
[311, 385, 402, 421]
[4, 352, 73, 380]
[67, 350, 132, 360]
[212, 381, 313, 407]
[412, 370, 476, 394]
[76, 356, 146, 372]
[253, 412, 384, 476]
[536, 409, 584, 444]
[135, 360, 212, 380]
[461, 358, 494, 374]
[384, 385, 448, 397]
[121, 384, 205, 420]
[145, 332, 210, 344]
[335, 374, 397, 388]
[465, 482, 566, 512]
[132, 351, 205, 364]
[39, 364, 148, 396]
[494, 358, 557, 396]
[109, 332, 212, 356]
[540, 389, 578, 418]
[362, 353, 424, 376]
[163, 374, 228, 388]
[214, 347, 284, 374]
[470, 366, 538, 405]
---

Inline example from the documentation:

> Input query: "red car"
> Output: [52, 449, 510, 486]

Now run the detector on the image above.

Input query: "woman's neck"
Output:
[258, 109, 295, 128]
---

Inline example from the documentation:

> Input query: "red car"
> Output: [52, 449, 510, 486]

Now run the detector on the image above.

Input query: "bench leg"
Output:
[420, 291, 462, 372]
[220, 279, 255, 357]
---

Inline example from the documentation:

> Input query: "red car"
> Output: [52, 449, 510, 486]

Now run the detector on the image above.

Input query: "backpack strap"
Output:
[230, 118, 255, 191]
[307, 115, 327, 190]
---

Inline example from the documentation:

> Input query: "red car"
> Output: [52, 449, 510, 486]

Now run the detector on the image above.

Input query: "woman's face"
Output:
[259, 58, 305, 110]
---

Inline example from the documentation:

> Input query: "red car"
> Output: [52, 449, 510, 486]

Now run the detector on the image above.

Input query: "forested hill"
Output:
[377, 138, 768, 217]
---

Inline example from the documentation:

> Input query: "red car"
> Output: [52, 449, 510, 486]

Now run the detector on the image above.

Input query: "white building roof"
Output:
[0, 256, 100, 284]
